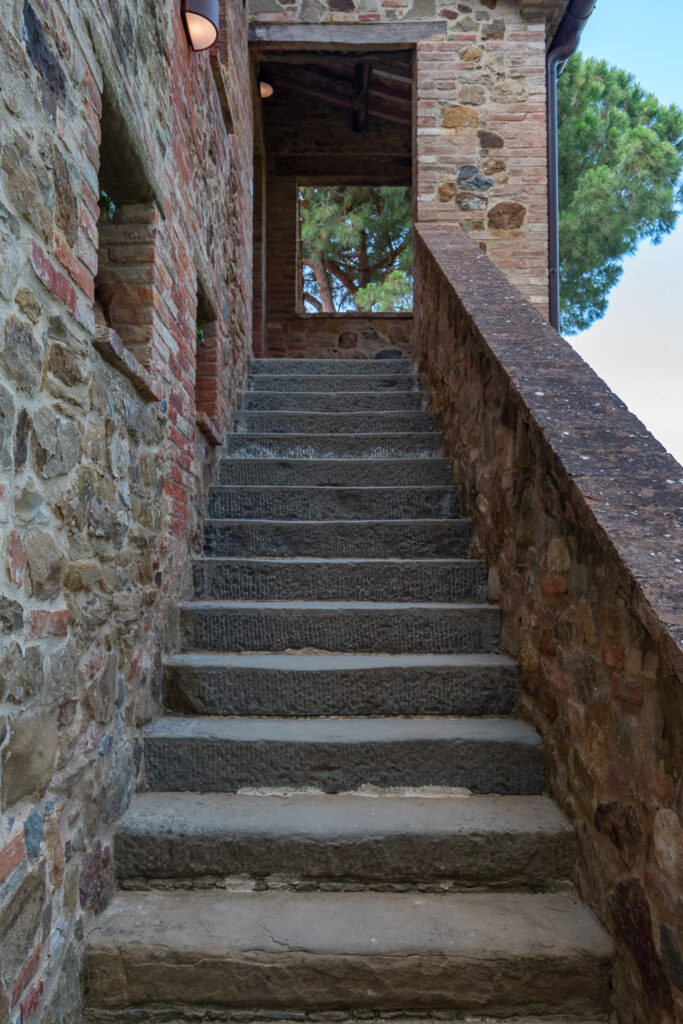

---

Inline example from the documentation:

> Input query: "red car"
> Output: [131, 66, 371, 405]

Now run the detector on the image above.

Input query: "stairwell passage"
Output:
[82, 357, 613, 1023]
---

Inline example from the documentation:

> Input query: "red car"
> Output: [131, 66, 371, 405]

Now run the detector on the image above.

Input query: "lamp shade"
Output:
[259, 71, 274, 99]
[182, 0, 219, 51]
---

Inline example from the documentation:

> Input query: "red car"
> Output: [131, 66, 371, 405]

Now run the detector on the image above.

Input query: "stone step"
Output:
[207, 486, 460, 522]
[143, 716, 543, 794]
[115, 792, 576, 887]
[234, 411, 437, 434]
[203, 519, 471, 558]
[164, 652, 518, 717]
[248, 373, 425, 393]
[243, 390, 428, 411]
[218, 457, 452, 487]
[178, 600, 500, 655]
[192, 557, 486, 603]
[83, 889, 613, 1014]
[225, 433, 444, 459]
[250, 358, 417, 375]
[85, 1015, 612, 1024]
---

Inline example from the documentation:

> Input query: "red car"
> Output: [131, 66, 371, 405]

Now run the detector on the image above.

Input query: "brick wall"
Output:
[414, 223, 683, 1024]
[0, 0, 252, 1017]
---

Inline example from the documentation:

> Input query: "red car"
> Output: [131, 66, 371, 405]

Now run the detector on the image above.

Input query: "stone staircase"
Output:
[83, 358, 613, 1023]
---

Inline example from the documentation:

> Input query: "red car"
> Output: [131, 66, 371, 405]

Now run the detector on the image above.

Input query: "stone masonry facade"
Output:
[0, 0, 252, 1018]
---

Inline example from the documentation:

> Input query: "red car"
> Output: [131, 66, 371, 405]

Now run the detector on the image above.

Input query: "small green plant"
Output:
[100, 189, 116, 221]
[196, 319, 206, 346]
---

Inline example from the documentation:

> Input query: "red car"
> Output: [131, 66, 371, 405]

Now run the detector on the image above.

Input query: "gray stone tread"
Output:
[115, 792, 576, 886]
[178, 599, 496, 612]
[84, 889, 612, 1012]
[243, 390, 428, 411]
[250, 358, 418, 374]
[247, 374, 425, 393]
[165, 651, 517, 671]
[145, 715, 541, 747]
[218, 457, 452, 487]
[119, 791, 571, 841]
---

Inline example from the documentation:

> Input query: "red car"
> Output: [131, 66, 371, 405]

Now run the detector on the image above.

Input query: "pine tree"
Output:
[558, 54, 683, 334]
[299, 186, 413, 313]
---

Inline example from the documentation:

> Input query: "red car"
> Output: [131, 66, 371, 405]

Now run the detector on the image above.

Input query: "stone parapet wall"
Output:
[414, 223, 683, 1024]
[0, 0, 252, 1019]
[265, 314, 414, 358]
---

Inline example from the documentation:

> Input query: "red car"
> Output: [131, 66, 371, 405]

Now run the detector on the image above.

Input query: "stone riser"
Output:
[243, 391, 428, 411]
[178, 601, 500, 655]
[114, 793, 576, 887]
[192, 558, 486, 603]
[83, 891, 613, 1015]
[207, 487, 460, 522]
[143, 718, 543, 794]
[218, 458, 452, 487]
[234, 412, 437, 434]
[164, 652, 517, 717]
[248, 374, 424, 393]
[203, 520, 471, 558]
[225, 434, 444, 459]
[250, 358, 417, 375]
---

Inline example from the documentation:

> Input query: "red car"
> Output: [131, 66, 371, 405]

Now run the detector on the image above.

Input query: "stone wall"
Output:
[249, 0, 553, 315]
[414, 223, 683, 1024]
[0, 0, 252, 1018]
[266, 313, 414, 358]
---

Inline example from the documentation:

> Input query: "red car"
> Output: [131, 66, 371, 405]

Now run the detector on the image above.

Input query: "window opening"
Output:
[299, 185, 413, 314]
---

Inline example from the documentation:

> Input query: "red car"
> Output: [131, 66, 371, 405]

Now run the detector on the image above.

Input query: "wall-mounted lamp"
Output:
[182, 0, 219, 51]
[259, 71, 274, 99]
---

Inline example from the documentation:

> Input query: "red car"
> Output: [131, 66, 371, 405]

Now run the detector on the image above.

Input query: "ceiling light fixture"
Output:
[259, 71, 274, 99]
[182, 0, 219, 52]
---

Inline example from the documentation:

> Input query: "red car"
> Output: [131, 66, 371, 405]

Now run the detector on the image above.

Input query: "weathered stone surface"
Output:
[47, 341, 87, 386]
[0, 382, 15, 471]
[442, 104, 479, 128]
[79, 840, 115, 913]
[609, 878, 673, 1011]
[83, 890, 612, 1013]
[144, 716, 542, 794]
[116, 791, 575, 885]
[32, 406, 80, 477]
[204, 518, 471, 558]
[488, 201, 526, 229]
[479, 129, 504, 148]
[1, 709, 58, 808]
[1, 316, 43, 395]
[0, 869, 45, 988]
[24, 529, 67, 599]
[1, 133, 54, 240]
[457, 164, 494, 191]
[165, 652, 517, 717]
[14, 287, 41, 323]
[219, 456, 449, 486]
[594, 801, 643, 865]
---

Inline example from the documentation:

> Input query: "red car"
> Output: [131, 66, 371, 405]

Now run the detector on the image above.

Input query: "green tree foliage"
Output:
[558, 54, 683, 334]
[299, 186, 413, 313]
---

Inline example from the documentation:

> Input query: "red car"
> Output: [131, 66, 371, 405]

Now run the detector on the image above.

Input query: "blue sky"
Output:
[567, 0, 683, 464]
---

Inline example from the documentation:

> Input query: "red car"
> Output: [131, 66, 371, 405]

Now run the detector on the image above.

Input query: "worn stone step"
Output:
[178, 600, 500, 655]
[218, 457, 452, 487]
[248, 373, 425, 393]
[83, 889, 613, 1013]
[225, 433, 444, 459]
[243, 390, 428, 411]
[250, 358, 417, 375]
[207, 487, 460, 522]
[203, 519, 471, 558]
[192, 558, 486, 603]
[143, 717, 543, 794]
[164, 652, 518, 717]
[115, 792, 576, 886]
[235, 411, 437, 435]
[85, 1015, 612, 1024]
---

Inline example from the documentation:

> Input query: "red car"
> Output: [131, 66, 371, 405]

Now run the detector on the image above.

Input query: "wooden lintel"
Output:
[352, 62, 370, 134]
[249, 21, 447, 48]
